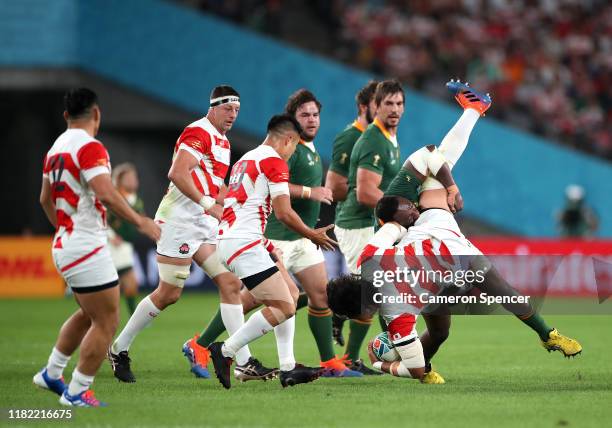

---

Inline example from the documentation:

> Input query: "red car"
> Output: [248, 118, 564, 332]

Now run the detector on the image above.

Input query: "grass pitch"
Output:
[1, 293, 611, 428]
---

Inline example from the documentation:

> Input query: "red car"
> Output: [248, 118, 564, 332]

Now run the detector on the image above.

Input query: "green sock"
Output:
[296, 292, 309, 311]
[307, 306, 335, 361]
[519, 311, 552, 341]
[378, 314, 387, 332]
[346, 319, 372, 362]
[125, 296, 136, 315]
[197, 309, 227, 348]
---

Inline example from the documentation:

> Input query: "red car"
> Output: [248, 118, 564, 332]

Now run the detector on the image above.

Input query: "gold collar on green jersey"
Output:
[352, 119, 366, 133]
[373, 118, 392, 141]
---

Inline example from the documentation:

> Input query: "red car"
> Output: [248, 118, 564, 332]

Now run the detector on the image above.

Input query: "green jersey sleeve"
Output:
[384, 168, 422, 203]
[355, 137, 388, 176]
[329, 126, 360, 177]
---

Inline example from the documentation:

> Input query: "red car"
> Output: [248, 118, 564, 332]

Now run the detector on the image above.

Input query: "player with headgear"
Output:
[108, 85, 276, 384]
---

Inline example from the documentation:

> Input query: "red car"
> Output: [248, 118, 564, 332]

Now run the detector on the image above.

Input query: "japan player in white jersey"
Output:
[34, 88, 160, 407]
[108, 86, 276, 383]
[208, 114, 337, 389]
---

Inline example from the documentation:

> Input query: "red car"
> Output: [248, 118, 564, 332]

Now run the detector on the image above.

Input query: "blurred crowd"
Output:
[184, 0, 612, 160]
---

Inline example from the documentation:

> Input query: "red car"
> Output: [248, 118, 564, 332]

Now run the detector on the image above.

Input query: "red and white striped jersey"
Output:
[218, 145, 290, 240]
[43, 129, 111, 249]
[155, 117, 231, 225]
[358, 220, 480, 316]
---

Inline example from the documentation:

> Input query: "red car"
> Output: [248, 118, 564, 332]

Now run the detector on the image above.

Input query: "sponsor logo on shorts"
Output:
[149, 312, 158, 318]
[179, 243, 190, 254]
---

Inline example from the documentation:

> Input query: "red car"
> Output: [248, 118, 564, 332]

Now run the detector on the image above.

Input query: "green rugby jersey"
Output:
[336, 119, 401, 229]
[108, 193, 145, 242]
[329, 120, 365, 220]
[265, 141, 323, 241]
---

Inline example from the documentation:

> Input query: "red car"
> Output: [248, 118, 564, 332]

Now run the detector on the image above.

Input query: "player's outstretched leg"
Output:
[480, 266, 582, 357]
[187, 248, 279, 381]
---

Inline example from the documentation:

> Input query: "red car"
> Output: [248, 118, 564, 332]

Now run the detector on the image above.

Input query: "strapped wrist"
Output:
[301, 186, 311, 199]
[199, 195, 216, 210]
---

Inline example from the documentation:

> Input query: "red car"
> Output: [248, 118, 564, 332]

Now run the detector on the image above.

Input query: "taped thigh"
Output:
[158, 263, 190, 288]
[200, 251, 230, 279]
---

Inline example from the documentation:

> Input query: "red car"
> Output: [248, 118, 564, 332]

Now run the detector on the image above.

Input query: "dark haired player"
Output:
[209, 114, 336, 389]
[108, 86, 275, 383]
[193, 90, 359, 377]
[261, 89, 361, 377]
[334, 79, 405, 374]
[34, 88, 160, 406]
[325, 80, 378, 348]
[328, 80, 582, 381]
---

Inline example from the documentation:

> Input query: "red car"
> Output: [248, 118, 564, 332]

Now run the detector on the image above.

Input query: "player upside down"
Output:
[327, 80, 582, 382]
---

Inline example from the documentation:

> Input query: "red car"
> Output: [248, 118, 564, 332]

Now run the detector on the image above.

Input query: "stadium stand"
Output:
[189, 0, 612, 160]
[1, 0, 611, 237]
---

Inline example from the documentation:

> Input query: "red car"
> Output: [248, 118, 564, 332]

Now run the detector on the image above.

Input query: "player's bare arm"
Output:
[367, 341, 425, 380]
[288, 183, 333, 205]
[167, 148, 223, 219]
[356, 167, 383, 208]
[88, 173, 160, 241]
[324, 170, 348, 201]
[39, 177, 57, 228]
[272, 194, 337, 251]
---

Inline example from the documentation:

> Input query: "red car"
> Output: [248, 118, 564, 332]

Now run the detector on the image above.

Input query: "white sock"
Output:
[274, 316, 296, 371]
[67, 369, 94, 396]
[220, 303, 252, 366]
[222, 310, 274, 358]
[112, 295, 160, 353]
[438, 108, 480, 169]
[46, 347, 70, 379]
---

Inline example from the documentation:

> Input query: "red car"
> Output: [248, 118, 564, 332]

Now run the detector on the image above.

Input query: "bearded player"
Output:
[108, 85, 275, 383]
[333, 79, 405, 374]
[325, 81, 379, 348]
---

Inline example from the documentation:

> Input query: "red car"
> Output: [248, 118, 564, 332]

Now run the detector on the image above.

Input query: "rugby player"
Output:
[209, 114, 336, 389]
[262, 89, 361, 377]
[330, 194, 582, 380]
[328, 80, 582, 380]
[333, 79, 406, 374]
[325, 80, 379, 348]
[108, 86, 275, 383]
[34, 88, 160, 407]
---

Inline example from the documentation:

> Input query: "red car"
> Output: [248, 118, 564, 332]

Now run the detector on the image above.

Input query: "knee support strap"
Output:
[200, 251, 230, 279]
[158, 263, 190, 288]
